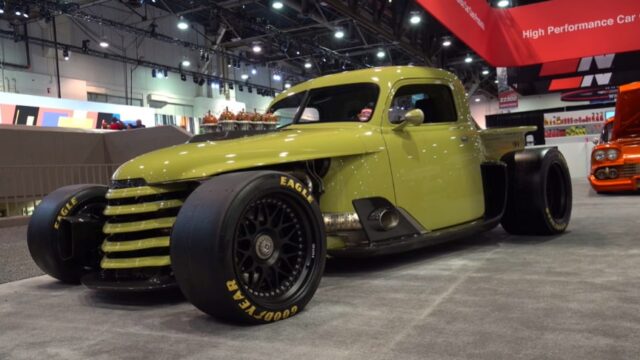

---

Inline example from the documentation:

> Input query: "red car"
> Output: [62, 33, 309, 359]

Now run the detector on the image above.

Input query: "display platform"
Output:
[1, 180, 639, 359]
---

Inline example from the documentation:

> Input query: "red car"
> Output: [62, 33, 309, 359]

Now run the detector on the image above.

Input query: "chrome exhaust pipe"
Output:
[368, 208, 400, 231]
[323, 212, 361, 232]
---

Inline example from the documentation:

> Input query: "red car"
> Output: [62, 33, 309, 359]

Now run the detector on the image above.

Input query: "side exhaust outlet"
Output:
[368, 208, 400, 231]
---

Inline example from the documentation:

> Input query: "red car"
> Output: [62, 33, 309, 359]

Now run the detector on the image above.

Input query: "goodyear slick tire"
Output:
[171, 171, 326, 324]
[501, 148, 572, 235]
[27, 184, 107, 284]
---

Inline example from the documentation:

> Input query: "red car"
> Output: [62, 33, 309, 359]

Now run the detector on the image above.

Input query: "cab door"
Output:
[382, 79, 485, 230]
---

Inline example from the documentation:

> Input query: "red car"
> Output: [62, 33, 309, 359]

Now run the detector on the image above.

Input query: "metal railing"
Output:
[0, 164, 120, 217]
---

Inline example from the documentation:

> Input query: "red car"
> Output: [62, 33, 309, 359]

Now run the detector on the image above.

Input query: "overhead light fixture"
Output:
[494, 79, 499, 84]
[99, 38, 109, 48]
[273, 73, 282, 81]
[464, 55, 473, 63]
[474, 98, 481, 102]
[241, 73, 249, 80]
[442, 38, 452, 47]
[296, 51, 300, 55]
[482, 69, 490, 75]
[497, 0, 510, 8]
[252, 43, 262, 53]
[180, 73, 187, 81]
[15, 9, 21, 16]
[177, 17, 189, 30]
[304, 60, 312, 69]
[0, 2, 4, 14]
[62, 47, 70, 61]
[376, 49, 386, 59]
[251, 67, 257, 75]
[211, 81, 220, 89]
[334, 27, 345, 39]
[409, 11, 421, 25]
[22, 6, 29, 18]
[181, 59, 191, 67]
[284, 82, 291, 89]
[81, 40, 90, 53]
[272, 1, 284, 9]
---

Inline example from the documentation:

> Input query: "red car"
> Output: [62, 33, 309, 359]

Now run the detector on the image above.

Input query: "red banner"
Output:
[418, 0, 640, 67]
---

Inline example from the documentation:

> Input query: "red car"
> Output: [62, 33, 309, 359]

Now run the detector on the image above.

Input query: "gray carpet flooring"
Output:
[1, 179, 639, 359]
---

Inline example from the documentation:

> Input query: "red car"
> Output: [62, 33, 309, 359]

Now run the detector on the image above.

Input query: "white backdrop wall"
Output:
[0, 3, 277, 120]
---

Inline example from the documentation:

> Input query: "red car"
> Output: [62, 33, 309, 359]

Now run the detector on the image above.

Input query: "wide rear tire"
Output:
[27, 184, 107, 283]
[171, 171, 326, 324]
[501, 148, 572, 235]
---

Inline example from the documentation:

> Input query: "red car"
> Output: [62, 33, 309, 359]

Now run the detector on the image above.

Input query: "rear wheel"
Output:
[171, 171, 326, 324]
[501, 149, 572, 235]
[27, 185, 107, 283]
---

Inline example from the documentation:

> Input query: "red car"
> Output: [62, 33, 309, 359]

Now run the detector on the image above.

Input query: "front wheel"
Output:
[171, 171, 326, 324]
[27, 184, 107, 283]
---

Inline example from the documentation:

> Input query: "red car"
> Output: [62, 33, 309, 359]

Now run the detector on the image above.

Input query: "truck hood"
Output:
[112, 123, 380, 184]
[612, 82, 640, 141]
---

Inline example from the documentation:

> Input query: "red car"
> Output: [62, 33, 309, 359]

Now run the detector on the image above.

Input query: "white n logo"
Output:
[577, 54, 615, 72]
[581, 73, 612, 87]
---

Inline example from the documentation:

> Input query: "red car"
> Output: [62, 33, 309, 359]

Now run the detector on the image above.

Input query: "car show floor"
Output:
[1, 179, 639, 360]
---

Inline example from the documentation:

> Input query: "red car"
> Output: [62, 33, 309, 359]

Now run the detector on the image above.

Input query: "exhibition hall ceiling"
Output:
[0, 0, 551, 95]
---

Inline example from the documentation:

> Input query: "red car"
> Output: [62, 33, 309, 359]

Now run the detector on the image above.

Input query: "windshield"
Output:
[269, 83, 379, 127]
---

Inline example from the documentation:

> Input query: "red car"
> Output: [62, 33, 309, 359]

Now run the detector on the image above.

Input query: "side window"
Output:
[389, 84, 458, 124]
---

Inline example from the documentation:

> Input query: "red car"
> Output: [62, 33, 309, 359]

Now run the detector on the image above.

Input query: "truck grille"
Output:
[101, 179, 193, 270]
[619, 163, 640, 177]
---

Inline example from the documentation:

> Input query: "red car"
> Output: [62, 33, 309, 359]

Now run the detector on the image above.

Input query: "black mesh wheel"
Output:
[171, 171, 326, 324]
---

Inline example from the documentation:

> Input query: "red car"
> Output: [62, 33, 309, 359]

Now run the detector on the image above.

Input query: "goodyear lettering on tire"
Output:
[279, 176, 314, 203]
[53, 197, 78, 230]
[226, 280, 298, 322]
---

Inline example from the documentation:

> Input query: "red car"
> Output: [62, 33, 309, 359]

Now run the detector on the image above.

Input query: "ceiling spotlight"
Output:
[157, 69, 165, 79]
[482, 69, 490, 75]
[22, 8, 29, 18]
[180, 73, 187, 81]
[284, 82, 291, 89]
[62, 47, 70, 61]
[304, 61, 312, 69]
[497, 0, 510, 8]
[334, 27, 345, 39]
[464, 55, 473, 63]
[494, 79, 499, 84]
[99, 38, 109, 48]
[14, 9, 21, 16]
[409, 11, 421, 25]
[272, 1, 284, 9]
[252, 43, 262, 53]
[273, 73, 282, 81]
[211, 81, 220, 89]
[442, 38, 452, 47]
[177, 17, 189, 30]
[474, 98, 481, 102]
[251, 67, 257, 75]
[376, 49, 385, 59]
[181, 59, 191, 67]
[241, 73, 249, 80]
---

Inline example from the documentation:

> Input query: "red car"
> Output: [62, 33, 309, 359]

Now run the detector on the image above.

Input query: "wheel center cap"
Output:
[255, 234, 275, 260]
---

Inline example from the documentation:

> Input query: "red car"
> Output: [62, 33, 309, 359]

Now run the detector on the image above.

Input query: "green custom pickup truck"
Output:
[28, 66, 572, 324]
